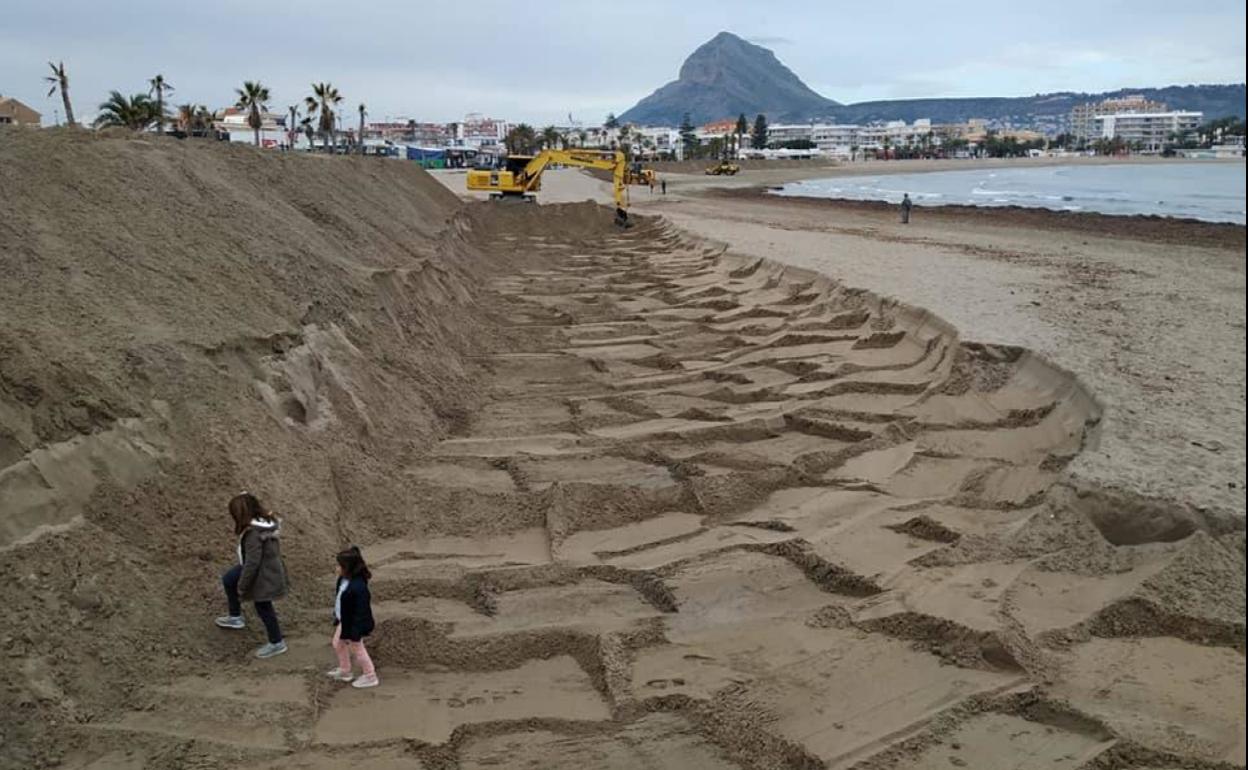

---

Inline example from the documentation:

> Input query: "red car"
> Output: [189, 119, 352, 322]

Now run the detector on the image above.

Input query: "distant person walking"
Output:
[900, 193, 913, 224]
[327, 546, 379, 688]
[215, 493, 289, 659]
[661, 179, 667, 195]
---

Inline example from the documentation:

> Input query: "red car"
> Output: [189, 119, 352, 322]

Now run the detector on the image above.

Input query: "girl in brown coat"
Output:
[215, 493, 289, 658]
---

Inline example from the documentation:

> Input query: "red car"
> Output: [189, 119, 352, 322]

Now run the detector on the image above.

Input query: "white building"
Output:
[767, 123, 815, 144]
[812, 124, 860, 157]
[452, 113, 509, 149]
[1095, 111, 1202, 153]
[635, 126, 680, 155]
[217, 109, 288, 148]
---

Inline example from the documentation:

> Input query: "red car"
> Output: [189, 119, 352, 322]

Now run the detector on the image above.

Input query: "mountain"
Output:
[834, 84, 1247, 127]
[619, 31, 839, 126]
[617, 32, 1245, 128]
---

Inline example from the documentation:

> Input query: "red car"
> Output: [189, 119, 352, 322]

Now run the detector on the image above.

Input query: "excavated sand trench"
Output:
[67, 211, 1245, 770]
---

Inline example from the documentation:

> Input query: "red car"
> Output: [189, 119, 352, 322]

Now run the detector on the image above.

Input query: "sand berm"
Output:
[0, 129, 1243, 770]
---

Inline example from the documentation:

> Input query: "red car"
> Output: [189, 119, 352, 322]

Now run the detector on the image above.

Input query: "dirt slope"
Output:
[1, 131, 1244, 770]
[0, 128, 508, 766]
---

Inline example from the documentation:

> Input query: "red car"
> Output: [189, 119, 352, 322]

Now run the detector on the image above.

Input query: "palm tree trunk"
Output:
[157, 92, 164, 135]
[61, 84, 76, 127]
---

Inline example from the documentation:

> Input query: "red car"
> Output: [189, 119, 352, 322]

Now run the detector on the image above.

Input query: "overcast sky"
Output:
[2, 0, 1244, 126]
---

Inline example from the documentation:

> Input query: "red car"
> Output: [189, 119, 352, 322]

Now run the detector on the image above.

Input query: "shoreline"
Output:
[705, 185, 1246, 250]
[650, 154, 1244, 181]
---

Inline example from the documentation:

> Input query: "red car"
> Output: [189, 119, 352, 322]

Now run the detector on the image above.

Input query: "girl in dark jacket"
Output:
[328, 546, 378, 688]
[216, 493, 289, 659]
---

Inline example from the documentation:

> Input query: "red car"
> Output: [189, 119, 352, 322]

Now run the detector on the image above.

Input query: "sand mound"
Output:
[2, 131, 1244, 770]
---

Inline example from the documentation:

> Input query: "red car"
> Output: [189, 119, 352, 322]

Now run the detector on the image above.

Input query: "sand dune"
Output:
[1, 132, 1244, 770]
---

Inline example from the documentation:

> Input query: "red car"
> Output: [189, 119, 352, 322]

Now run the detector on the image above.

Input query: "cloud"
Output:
[747, 36, 793, 46]
[0, 1, 1242, 123]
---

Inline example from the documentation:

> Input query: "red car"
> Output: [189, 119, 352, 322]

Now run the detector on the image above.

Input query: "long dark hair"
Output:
[228, 492, 271, 535]
[336, 546, 371, 581]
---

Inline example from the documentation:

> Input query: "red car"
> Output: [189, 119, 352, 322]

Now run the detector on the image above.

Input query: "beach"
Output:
[458, 163, 1247, 517]
[3, 134, 1244, 770]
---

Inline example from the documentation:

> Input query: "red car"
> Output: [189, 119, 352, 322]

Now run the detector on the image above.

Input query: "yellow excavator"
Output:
[467, 149, 631, 225]
[624, 162, 657, 187]
[705, 160, 741, 176]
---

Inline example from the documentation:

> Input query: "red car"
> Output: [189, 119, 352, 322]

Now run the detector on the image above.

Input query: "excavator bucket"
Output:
[614, 207, 631, 228]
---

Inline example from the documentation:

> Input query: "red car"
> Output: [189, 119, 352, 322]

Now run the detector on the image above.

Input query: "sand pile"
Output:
[1, 131, 1244, 770]
[0, 128, 531, 766]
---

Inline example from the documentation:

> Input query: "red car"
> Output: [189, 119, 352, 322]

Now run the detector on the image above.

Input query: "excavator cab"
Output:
[504, 155, 534, 175]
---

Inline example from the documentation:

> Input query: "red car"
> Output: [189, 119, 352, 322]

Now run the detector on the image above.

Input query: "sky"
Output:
[2, 0, 1244, 126]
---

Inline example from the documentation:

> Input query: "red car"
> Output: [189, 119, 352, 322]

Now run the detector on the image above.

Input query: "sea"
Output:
[773, 162, 1247, 225]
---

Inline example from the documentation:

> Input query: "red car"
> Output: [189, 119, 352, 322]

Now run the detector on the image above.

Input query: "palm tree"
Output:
[357, 103, 367, 155]
[287, 105, 300, 149]
[234, 81, 270, 147]
[94, 91, 158, 130]
[195, 106, 216, 138]
[504, 123, 537, 155]
[175, 103, 206, 135]
[148, 74, 174, 134]
[540, 125, 560, 151]
[305, 82, 342, 152]
[577, 129, 587, 148]
[299, 116, 315, 150]
[44, 61, 76, 127]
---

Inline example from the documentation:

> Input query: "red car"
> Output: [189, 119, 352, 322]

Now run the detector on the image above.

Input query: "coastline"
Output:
[623, 176, 1248, 518]
[708, 185, 1247, 250]
[649, 154, 1245, 187]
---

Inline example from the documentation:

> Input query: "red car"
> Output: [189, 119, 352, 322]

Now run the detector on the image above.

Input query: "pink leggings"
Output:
[332, 625, 375, 677]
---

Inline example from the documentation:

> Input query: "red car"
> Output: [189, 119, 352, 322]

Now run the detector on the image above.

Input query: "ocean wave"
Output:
[772, 163, 1243, 223]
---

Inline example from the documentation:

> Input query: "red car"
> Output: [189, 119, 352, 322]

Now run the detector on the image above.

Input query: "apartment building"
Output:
[1071, 95, 1168, 141]
[812, 124, 859, 156]
[767, 123, 815, 144]
[1095, 111, 1203, 153]
[451, 113, 508, 149]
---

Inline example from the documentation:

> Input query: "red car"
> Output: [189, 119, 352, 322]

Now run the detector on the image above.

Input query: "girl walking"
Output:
[328, 546, 378, 688]
[216, 492, 289, 658]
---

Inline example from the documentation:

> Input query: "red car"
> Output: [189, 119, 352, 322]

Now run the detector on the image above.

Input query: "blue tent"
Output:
[406, 147, 446, 168]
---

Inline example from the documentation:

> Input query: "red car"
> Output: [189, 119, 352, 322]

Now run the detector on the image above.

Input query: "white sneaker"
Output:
[215, 615, 245, 630]
[325, 668, 354, 682]
[351, 673, 380, 689]
[255, 641, 288, 659]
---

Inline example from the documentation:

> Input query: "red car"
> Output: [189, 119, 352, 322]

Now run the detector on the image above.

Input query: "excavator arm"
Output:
[516, 149, 629, 210]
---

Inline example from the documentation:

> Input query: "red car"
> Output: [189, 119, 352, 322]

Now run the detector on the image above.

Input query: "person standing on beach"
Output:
[661, 179, 667, 195]
[900, 193, 913, 224]
[215, 492, 289, 659]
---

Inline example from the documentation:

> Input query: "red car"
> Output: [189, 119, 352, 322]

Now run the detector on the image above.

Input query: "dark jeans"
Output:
[222, 564, 282, 643]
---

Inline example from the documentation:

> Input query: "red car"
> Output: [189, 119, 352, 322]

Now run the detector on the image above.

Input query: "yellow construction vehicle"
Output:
[467, 149, 631, 224]
[624, 162, 657, 187]
[705, 160, 741, 176]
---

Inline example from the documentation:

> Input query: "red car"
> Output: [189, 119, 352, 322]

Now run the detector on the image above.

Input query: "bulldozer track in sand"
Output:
[64, 212, 1245, 770]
